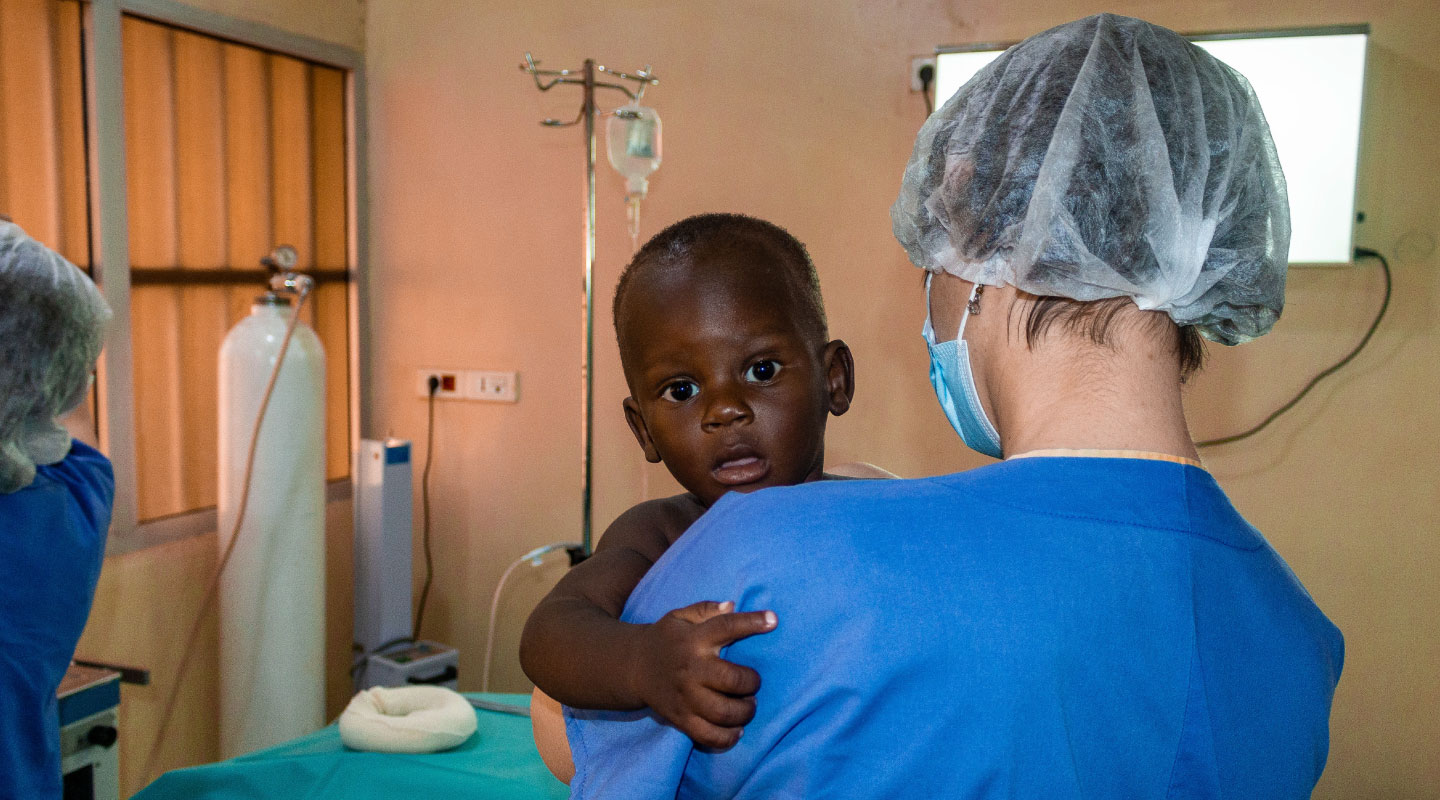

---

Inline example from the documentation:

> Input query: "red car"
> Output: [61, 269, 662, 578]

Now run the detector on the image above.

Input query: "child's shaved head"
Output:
[613, 213, 828, 363]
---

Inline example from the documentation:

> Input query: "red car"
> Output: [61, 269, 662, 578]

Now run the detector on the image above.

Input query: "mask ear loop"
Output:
[922, 272, 936, 344]
[925, 275, 986, 343]
[957, 282, 983, 339]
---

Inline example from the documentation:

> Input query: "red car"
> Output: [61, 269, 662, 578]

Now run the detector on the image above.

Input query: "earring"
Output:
[968, 285, 984, 316]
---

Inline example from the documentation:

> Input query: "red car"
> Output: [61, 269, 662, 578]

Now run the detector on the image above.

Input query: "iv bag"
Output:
[606, 104, 662, 199]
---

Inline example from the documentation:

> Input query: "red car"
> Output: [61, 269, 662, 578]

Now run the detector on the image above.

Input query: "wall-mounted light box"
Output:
[935, 25, 1369, 265]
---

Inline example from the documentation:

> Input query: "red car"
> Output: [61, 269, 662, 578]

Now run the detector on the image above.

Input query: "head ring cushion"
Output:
[338, 686, 478, 754]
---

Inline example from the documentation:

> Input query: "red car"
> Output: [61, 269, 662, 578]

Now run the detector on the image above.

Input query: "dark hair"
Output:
[613, 213, 828, 352]
[1019, 294, 1206, 378]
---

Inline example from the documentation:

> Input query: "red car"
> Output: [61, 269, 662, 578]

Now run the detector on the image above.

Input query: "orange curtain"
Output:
[122, 15, 350, 521]
[0, 0, 88, 264]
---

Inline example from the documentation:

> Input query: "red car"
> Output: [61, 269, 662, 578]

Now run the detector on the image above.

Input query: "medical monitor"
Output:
[934, 26, 1369, 265]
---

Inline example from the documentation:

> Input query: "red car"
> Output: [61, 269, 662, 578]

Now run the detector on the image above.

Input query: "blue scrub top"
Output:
[566, 457, 1343, 799]
[0, 440, 113, 799]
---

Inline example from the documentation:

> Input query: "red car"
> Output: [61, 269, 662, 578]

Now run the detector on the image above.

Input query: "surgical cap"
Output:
[892, 13, 1290, 345]
[0, 222, 111, 493]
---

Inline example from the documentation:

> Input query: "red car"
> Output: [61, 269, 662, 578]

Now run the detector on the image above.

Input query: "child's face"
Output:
[619, 257, 853, 508]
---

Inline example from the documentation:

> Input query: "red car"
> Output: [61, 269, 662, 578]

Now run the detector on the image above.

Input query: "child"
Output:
[520, 213, 888, 773]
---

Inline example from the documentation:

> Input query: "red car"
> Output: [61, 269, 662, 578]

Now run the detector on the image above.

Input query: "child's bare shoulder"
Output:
[614, 493, 707, 544]
[599, 493, 708, 562]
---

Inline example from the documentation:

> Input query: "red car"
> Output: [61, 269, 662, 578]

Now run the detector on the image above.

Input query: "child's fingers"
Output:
[691, 687, 757, 729]
[668, 600, 736, 625]
[699, 609, 777, 647]
[677, 715, 745, 751]
[702, 657, 762, 697]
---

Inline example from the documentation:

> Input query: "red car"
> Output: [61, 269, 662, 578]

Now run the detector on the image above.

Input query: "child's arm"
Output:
[519, 497, 776, 749]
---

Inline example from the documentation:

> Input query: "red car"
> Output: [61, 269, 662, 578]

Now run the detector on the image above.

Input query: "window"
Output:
[121, 15, 351, 521]
[3, 0, 363, 547]
[934, 26, 1370, 265]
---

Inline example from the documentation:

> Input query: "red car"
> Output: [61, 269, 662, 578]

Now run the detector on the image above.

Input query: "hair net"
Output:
[892, 13, 1290, 345]
[0, 221, 111, 493]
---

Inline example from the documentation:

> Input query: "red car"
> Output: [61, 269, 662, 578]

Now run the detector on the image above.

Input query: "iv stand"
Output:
[521, 53, 658, 556]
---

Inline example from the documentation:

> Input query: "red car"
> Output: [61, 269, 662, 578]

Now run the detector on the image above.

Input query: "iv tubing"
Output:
[141, 288, 311, 783]
[481, 543, 580, 692]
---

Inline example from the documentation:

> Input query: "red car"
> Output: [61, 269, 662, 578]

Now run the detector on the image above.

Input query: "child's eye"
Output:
[744, 360, 781, 383]
[660, 380, 698, 403]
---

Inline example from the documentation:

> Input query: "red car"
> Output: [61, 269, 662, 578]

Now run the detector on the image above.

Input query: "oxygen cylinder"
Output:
[217, 294, 326, 757]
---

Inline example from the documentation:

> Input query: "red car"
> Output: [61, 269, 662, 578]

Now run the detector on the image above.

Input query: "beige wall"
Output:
[365, 0, 1437, 797]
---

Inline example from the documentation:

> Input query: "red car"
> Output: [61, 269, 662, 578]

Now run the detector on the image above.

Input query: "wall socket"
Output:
[416, 368, 519, 403]
[416, 369, 464, 399]
[910, 56, 936, 92]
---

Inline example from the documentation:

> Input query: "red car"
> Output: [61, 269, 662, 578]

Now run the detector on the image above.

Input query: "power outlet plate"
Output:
[465, 370, 518, 403]
[416, 368, 519, 403]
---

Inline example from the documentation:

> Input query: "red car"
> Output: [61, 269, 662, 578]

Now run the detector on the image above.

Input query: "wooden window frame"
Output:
[82, 0, 367, 554]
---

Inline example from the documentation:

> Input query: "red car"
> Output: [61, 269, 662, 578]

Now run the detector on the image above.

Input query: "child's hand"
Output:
[630, 600, 777, 750]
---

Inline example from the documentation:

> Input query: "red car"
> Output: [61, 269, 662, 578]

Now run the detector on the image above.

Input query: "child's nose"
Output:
[702, 389, 752, 430]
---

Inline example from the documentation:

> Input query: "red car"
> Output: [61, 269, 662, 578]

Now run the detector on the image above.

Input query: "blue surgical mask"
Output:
[923, 276, 1003, 458]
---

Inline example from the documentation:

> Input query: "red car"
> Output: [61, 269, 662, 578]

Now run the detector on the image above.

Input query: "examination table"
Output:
[134, 692, 569, 799]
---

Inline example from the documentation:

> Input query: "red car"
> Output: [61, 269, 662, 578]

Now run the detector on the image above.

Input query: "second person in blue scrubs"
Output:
[0, 220, 115, 799]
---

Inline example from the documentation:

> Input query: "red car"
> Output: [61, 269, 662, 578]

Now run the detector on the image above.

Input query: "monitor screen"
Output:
[934, 28, 1369, 265]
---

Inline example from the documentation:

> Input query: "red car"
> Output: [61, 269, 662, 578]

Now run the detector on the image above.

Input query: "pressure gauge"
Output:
[267, 245, 298, 271]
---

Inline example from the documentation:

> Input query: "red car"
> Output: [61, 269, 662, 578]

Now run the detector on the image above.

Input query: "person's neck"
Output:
[987, 333, 1200, 462]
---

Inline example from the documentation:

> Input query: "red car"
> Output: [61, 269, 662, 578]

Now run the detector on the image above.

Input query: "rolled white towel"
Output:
[338, 686, 478, 754]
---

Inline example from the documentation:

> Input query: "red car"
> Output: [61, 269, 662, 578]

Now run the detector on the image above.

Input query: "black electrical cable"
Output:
[919, 63, 936, 116]
[1197, 248, 1392, 448]
[412, 377, 439, 639]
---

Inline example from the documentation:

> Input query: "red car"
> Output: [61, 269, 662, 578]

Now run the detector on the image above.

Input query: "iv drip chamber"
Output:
[217, 294, 326, 758]
[607, 103, 662, 247]
[606, 104, 662, 199]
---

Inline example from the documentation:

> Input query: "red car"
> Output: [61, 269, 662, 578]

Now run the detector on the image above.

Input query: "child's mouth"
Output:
[713, 454, 770, 486]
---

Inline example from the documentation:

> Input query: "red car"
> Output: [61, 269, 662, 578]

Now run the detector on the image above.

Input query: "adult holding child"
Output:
[554, 14, 1342, 798]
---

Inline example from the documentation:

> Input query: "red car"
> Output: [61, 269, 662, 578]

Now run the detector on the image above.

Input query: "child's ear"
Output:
[821, 339, 855, 416]
[622, 397, 663, 463]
